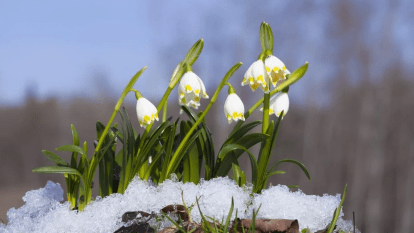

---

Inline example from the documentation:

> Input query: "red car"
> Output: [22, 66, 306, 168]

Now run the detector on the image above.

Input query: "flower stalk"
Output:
[94, 67, 147, 155]
[163, 62, 242, 181]
[262, 92, 270, 134]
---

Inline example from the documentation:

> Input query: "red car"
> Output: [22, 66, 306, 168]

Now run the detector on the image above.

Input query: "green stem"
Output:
[225, 82, 235, 94]
[94, 67, 147, 155]
[131, 89, 142, 99]
[86, 66, 147, 204]
[164, 62, 242, 180]
[242, 84, 283, 121]
[132, 64, 186, 179]
[143, 63, 185, 137]
[141, 84, 175, 145]
[262, 92, 270, 133]
[163, 101, 167, 122]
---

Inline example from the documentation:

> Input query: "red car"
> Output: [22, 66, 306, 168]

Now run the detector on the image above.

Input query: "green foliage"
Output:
[163, 62, 242, 182]
[32, 22, 318, 217]
[259, 22, 273, 55]
[33, 67, 146, 210]
[327, 184, 348, 233]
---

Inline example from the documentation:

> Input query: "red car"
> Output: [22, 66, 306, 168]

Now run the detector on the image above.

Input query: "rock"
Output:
[230, 219, 299, 233]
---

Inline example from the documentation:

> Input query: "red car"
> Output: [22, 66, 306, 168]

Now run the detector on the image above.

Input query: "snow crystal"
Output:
[0, 177, 357, 233]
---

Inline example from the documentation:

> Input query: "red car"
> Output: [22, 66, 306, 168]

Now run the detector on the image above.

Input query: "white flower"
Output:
[241, 60, 270, 93]
[260, 92, 289, 118]
[178, 71, 209, 109]
[224, 93, 245, 124]
[264, 55, 290, 88]
[136, 97, 159, 127]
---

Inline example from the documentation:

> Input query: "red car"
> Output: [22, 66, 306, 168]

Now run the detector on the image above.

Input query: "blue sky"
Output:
[0, 0, 151, 105]
[1, 0, 413, 107]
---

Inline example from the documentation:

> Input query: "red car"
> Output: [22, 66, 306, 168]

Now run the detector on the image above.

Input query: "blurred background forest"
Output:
[1, 0, 413, 232]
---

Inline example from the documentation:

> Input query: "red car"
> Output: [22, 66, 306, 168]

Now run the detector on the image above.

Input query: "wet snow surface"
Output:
[0, 176, 357, 232]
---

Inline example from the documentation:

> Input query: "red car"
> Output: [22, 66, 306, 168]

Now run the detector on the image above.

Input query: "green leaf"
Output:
[288, 185, 299, 188]
[165, 62, 242, 181]
[217, 143, 258, 186]
[120, 107, 135, 162]
[255, 121, 275, 193]
[232, 163, 246, 187]
[301, 228, 311, 233]
[327, 184, 347, 233]
[215, 133, 268, 178]
[268, 111, 283, 158]
[71, 124, 79, 146]
[270, 159, 311, 181]
[160, 121, 178, 179]
[70, 124, 80, 169]
[180, 106, 215, 179]
[41, 150, 68, 167]
[183, 39, 204, 66]
[96, 121, 112, 197]
[77, 152, 89, 175]
[138, 119, 171, 166]
[166, 130, 201, 179]
[182, 121, 201, 184]
[249, 204, 261, 233]
[115, 149, 123, 167]
[196, 197, 216, 233]
[224, 120, 262, 145]
[259, 22, 266, 52]
[259, 22, 273, 53]
[33, 166, 83, 178]
[143, 142, 165, 181]
[236, 133, 269, 148]
[257, 170, 286, 190]
[56, 145, 87, 156]
[87, 131, 118, 190]
[266, 23, 274, 53]
[118, 107, 135, 192]
[114, 66, 147, 112]
[273, 62, 308, 93]
[267, 170, 285, 176]
[222, 197, 234, 232]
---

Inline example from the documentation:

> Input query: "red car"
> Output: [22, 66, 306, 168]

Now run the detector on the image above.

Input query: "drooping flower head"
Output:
[136, 97, 159, 127]
[260, 92, 289, 118]
[264, 55, 290, 88]
[224, 93, 245, 124]
[241, 60, 270, 93]
[178, 71, 209, 109]
[269, 92, 289, 118]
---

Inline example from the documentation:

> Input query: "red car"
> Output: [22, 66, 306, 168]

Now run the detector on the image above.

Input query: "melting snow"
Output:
[0, 177, 358, 232]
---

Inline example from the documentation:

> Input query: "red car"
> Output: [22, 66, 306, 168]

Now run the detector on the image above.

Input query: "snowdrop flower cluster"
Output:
[243, 54, 290, 118]
[241, 55, 289, 93]
[178, 71, 209, 109]
[136, 97, 159, 127]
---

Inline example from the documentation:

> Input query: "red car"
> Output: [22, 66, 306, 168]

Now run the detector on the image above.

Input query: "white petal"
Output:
[196, 74, 209, 99]
[136, 97, 158, 127]
[265, 55, 285, 73]
[224, 93, 245, 124]
[242, 63, 254, 86]
[270, 92, 289, 118]
[251, 60, 266, 84]
[265, 55, 289, 88]
[179, 71, 200, 95]
[178, 71, 207, 111]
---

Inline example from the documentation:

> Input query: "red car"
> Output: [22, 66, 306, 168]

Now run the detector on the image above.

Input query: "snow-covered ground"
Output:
[0, 176, 357, 232]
